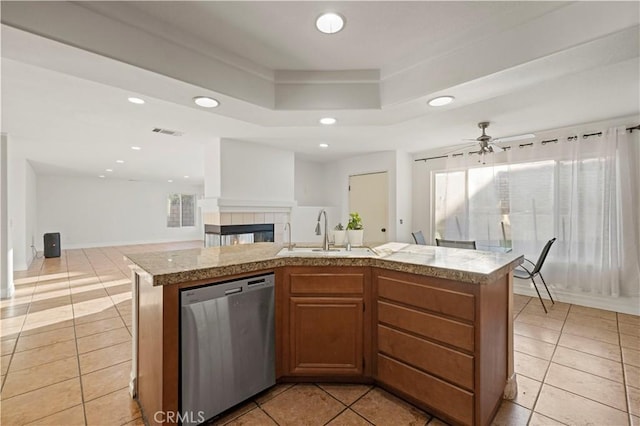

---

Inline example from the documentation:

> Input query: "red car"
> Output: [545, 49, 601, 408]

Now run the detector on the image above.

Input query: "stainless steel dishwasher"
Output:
[180, 273, 275, 425]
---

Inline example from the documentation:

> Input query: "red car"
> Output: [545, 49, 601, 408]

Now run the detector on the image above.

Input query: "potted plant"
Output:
[333, 223, 346, 246]
[347, 212, 364, 246]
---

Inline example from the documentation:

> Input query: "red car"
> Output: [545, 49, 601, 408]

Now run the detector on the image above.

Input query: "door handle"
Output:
[224, 287, 243, 295]
[381, 228, 386, 232]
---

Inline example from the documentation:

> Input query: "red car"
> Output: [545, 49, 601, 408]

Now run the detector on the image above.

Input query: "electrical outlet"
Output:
[399, 219, 403, 224]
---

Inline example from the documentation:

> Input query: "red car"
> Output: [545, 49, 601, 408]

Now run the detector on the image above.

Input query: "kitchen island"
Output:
[126, 242, 523, 426]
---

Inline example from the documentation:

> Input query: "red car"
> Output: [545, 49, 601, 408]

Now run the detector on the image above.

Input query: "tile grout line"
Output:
[344, 387, 378, 426]
[506, 297, 546, 420]
[97, 246, 133, 337]
[250, 383, 299, 426]
[525, 300, 568, 425]
[81, 246, 142, 423]
[312, 383, 351, 426]
[540, 382, 630, 417]
[5, 252, 79, 425]
[616, 312, 633, 422]
[70, 248, 90, 426]
[533, 305, 630, 420]
[3, 257, 44, 381]
[2, 256, 55, 390]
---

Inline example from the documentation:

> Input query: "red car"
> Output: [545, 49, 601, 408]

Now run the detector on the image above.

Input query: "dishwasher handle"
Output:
[224, 287, 243, 295]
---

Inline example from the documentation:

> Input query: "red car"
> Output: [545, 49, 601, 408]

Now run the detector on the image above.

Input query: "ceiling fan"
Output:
[451, 122, 535, 161]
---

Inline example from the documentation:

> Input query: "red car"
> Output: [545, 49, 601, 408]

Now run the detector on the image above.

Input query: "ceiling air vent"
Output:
[152, 127, 184, 137]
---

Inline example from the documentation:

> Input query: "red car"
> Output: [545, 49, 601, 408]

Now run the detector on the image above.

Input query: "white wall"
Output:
[395, 151, 413, 243]
[634, 130, 640, 236]
[203, 138, 221, 198]
[25, 160, 37, 259]
[220, 139, 295, 203]
[1, 134, 14, 297]
[412, 160, 434, 244]
[37, 176, 204, 249]
[324, 151, 413, 243]
[294, 158, 330, 206]
[8, 138, 37, 270]
[289, 206, 338, 244]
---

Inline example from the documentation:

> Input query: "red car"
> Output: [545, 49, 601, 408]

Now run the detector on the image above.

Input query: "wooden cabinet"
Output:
[373, 268, 508, 426]
[134, 261, 511, 426]
[280, 266, 371, 378]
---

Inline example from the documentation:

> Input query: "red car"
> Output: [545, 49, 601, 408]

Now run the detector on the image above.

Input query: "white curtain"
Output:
[553, 128, 639, 296]
[431, 127, 640, 297]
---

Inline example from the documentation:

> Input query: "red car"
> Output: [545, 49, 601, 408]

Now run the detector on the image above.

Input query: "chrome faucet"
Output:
[284, 222, 294, 251]
[315, 209, 330, 251]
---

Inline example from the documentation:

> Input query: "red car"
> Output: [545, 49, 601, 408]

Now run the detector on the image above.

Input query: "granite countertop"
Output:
[125, 242, 523, 287]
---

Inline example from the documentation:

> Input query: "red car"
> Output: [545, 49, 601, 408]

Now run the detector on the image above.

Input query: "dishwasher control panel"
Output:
[180, 272, 275, 306]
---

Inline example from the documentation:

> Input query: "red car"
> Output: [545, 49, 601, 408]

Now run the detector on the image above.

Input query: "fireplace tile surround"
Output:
[203, 212, 290, 243]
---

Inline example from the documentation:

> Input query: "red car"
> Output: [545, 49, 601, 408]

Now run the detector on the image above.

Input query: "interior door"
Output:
[349, 172, 389, 243]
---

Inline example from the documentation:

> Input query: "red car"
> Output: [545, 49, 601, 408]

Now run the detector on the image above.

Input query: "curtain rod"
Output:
[415, 123, 640, 162]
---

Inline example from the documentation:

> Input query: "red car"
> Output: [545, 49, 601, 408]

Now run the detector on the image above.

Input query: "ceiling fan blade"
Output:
[493, 133, 535, 143]
[489, 142, 508, 152]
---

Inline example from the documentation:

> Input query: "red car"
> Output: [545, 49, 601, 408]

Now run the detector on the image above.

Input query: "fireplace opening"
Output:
[204, 224, 274, 247]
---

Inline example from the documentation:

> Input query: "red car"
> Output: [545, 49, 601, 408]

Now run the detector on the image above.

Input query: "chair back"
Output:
[412, 231, 427, 245]
[532, 238, 556, 274]
[435, 238, 477, 250]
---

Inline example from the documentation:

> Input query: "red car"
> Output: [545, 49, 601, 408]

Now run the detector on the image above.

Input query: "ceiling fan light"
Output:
[428, 96, 454, 107]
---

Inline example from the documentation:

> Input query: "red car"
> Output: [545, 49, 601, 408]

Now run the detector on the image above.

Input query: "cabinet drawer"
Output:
[377, 276, 474, 321]
[290, 273, 364, 295]
[378, 301, 474, 352]
[378, 325, 474, 390]
[377, 354, 474, 426]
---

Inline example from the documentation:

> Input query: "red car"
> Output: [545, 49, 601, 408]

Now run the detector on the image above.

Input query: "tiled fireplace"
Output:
[202, 211, 290, 245]
[204, 223, 275, 246]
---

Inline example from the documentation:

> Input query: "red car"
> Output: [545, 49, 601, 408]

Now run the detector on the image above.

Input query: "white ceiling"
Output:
[1, 1, 639, 184]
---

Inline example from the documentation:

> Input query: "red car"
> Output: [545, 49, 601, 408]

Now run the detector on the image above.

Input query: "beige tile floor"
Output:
[1, 241, 639, 425]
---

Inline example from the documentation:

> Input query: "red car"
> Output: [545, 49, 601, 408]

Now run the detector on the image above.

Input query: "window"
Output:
[434, 160, 561, 249]
[167, 194, 195, 227]
[432, 130, 639, 297]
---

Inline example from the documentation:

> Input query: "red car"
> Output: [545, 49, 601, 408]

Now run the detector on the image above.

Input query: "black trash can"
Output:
[44, 232, 61, 258]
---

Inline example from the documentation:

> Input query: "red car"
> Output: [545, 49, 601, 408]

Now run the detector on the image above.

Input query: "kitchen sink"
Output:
[276, 247, 377, 257]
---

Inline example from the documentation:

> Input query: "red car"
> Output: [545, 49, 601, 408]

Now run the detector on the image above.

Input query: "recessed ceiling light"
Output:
[316, 12, 345, 34]
[116, 160, 124, 164]
[128, 97, 145, 105]
[428, 96, 455, 107]
[319, 143, 329, 148]
[184, 175, 189, 179]
[98, 175, 105, 178]
[105, 169, 113, 172]
[320, 117, 337, 125]
[193, 96, 220, 108]
[131, 146, 141, 150]
[168, 179, 173, 183]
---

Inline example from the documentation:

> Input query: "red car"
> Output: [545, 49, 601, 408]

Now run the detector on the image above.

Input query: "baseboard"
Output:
[1, 285, 15, 299]
[37, 238, 204, 251]
[12, 260, 30, 272]
[514, 281, 640, 315]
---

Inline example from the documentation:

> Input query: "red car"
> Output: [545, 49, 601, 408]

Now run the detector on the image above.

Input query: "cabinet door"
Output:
[289, 297, 363, 376]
